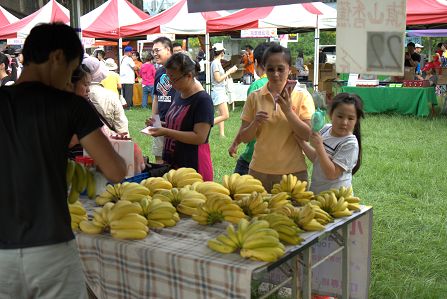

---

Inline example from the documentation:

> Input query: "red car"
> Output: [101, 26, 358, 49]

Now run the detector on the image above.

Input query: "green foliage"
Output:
[126, 107, 447, 298]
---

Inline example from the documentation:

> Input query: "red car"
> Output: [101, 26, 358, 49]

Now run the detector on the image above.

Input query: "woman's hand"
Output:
[277, 86, 293, 114]
[145, 117, 166, 128]
[228, 142, 238, 158]
[253, 111, 269, 127]
[148, 127, 166, 137]
[228, 65, 238, 75]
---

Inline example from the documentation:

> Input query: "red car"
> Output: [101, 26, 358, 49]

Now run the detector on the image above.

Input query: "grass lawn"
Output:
[126, 104, 447, 298]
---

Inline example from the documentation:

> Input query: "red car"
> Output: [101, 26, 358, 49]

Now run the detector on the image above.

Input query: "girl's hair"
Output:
[133, 51, 142, 63]
[144, 53, 154, 63]
[262, 44, 292, 67]
[329, 92, 364, 175]
[0, 53, 10, 70]
[165, 52, 200, 77]
[0, 53, 17, 81]
[210, 49, 224, 61]
[71, 64, 91, 85]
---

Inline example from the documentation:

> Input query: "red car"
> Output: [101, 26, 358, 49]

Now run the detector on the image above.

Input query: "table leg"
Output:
[301, 248, 312, 299]
[342, 225, 350, 299]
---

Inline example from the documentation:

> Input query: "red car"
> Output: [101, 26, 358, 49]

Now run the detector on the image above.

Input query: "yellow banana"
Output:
[147, 219, 165, 228]
[68, 203, 86, 215]
[66, 159, 75, 185]
[86, 170, 96, 199]
[74, 162, 87, 193]
[110, 219, 149, 231]
[67, 188, 80, 204]
[207, 239, 236, 254]
[240, 246, 284, 262]
[242, 235, 281, 250]
[110, 229, 147, 240]
[216, 234, 239, 249]
[226, 224, 240, 247]
[80, 220, 103, 234]
[331, 209, 353, 218]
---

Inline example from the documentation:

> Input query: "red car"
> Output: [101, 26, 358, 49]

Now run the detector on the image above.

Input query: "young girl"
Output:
[299, 93, 364, 194]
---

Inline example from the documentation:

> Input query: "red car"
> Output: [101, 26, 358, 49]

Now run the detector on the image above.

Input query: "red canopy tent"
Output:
[80, 0, 149, 38]
[0, 5, 19, 28]
[0, 0, 68, 39]
[406, 0, 447, 27]
[120, 0, 225, 37]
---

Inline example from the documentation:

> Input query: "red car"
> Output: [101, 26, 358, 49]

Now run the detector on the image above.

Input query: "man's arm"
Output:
[80, 129, 127, 183]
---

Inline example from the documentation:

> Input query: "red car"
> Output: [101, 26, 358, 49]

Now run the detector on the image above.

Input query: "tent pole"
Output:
[70, 0, 82, 40]
[313, 14, 320, 92]
[205, 33, 211, 94]
[118, 38, 123, 70]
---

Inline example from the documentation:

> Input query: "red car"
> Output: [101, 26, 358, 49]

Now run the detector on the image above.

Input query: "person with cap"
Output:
[145, 36, 176, 164]
[101, 57, 122, 96]
[120, 45, 136, 108]
[140, 53, 156, 108]
[210, 42, 238, 137]
[414, 43, 424, 74]
[0, 23, 127, 298]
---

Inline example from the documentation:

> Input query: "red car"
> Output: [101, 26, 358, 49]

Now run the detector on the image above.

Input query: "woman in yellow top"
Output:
[101, 58, 121, 95]
[239, 44, 315, 190]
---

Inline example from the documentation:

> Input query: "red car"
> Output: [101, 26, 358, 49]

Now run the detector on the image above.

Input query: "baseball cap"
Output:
[124, 46, 133, 53]
[415, 43, 424, 48]
[213, 43, 226, 52]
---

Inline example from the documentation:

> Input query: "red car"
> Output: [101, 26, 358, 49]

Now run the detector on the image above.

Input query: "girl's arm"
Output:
[295, 136, 317, 162]
[310, 132, 344, 180]
[213, 63, 237, 83]
[149, 122, 211, 145]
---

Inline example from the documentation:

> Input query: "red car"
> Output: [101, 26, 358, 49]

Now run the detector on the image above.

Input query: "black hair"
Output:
[262, 44, 292, 67]
[133, 51, 142, 62]
[245, 45, 253, 50]
[329, 92, 364, 175]
[165, 53, 200, 77]
[172, 42, 182, 48]
[95, 50, 105, 59]
[144, 53, 154, 62]
[298, 51, 304, 58]
[210, 49, 224, 61]
[407, 42, 415, 48]
[437, 42, 443, 48]
[71, 64, 91, 85]
[22, 23, 83, 67]
[0, 52, 17, 82]
[253, 42, 276, 67]
[153, 37, 173, 53]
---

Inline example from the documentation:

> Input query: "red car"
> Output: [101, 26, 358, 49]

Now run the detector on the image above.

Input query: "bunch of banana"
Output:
[80, 200, 147, 239]
[207, 224, 240, 254]
[260, 213, 303, 245]
[222, 173, 266, 198]
[309, 204, 333, 225]
[95, 182, 151, 205]
[190, 181, 230, 198]
[140, 197, 180, 228]
[235, 191, 269, 218]
[239, 219, 285, 262]
[177, 189, 207, 216]
[271, 174, 314, 206]
[312, 192, 353, 218]
[69, 200, 88, 230]
[192, 193, 245, 225]
[277, 204, 325, 231]
[320, 186, 361, 211]
[163, 168, 203, 188]
[67, 160, 96, 203]
[140, 177, 172, 195]
[267, 192, 293, 212]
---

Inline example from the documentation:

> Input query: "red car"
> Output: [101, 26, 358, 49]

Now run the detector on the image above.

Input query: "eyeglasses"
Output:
[152, 47, 166, 54]
[167, 73, 186, 84]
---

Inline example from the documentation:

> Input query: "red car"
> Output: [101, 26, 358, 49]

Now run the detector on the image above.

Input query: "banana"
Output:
[243, 235, 281, 250]
[222, 175, 230, 190]
[66, 159, 75, 185]
[110, 219, 149, 232]
[156, 218, 177, 227]
[345, 196, 361, 204]
[223, 215, 246, 224]
[240, 220, 270, 243]
[176, 204, 197, 216]
[147, 219, 165, 228]
[110, 229, 147, 240]
[216, 234, 239, 249]
[71, 213, 87, 223]
[331, 209, 353, 218]
[86, 169, 96, 199]
[240, 246, 285, 262]
[207, 239, 236, 254]
[278, 232, 303, 245]
[80, 220, 103, 234]
[147, 210, 177, 220]
[236, 218, 250, 244]
[68, 203, 86, 215]
[226, 224, 240, 247]
[109, 203, 143, 222]
[68, 188, 80, 204]
[302, 219, 325, 231]
[74, 162, 87, 193]
[347, 203, 361, 211]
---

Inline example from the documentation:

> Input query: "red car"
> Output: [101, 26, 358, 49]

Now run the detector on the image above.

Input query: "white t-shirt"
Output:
[310, 124, 359, 194]
[211, 59, 225, 88]
[119, 55, 135, 84]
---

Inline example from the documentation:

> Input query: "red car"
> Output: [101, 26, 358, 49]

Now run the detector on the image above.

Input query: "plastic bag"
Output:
[311, 108, 326, 132]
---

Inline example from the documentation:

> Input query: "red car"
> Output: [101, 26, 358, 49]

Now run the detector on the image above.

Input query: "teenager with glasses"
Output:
[146, 53, 214, 181]
[146, 37, 176, 164]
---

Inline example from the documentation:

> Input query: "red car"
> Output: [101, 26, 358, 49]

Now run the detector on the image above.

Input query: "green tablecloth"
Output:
[341, 86, 438, 117]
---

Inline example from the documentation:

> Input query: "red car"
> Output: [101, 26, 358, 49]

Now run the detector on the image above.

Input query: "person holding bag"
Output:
[210, 43, 237, 137]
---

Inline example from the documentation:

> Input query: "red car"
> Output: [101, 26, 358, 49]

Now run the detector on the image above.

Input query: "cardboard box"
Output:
[307, 63, 337, 84]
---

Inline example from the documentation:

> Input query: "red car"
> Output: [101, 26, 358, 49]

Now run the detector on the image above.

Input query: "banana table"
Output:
[76, 198, 372, 299]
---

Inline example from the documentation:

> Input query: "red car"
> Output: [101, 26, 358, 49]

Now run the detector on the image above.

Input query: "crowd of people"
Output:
[0, 22, 366, 298]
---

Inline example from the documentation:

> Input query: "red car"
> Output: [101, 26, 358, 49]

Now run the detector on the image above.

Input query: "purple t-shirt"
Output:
[163, 90, 214, 181]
